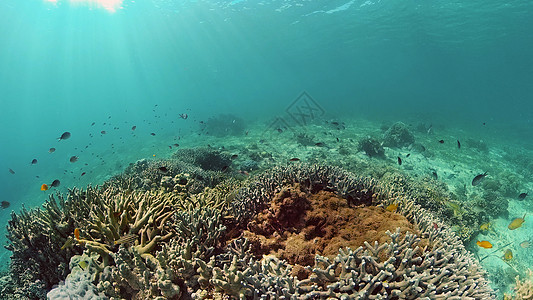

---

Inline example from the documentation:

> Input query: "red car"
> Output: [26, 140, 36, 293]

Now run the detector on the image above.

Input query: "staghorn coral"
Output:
[506, 269, 533, 300]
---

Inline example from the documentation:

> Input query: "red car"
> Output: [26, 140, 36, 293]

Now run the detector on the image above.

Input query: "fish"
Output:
[31, 159, 38, 165]
[158, 167, 168, 173]
[131, 126, 136, 130]
[386, 203, 398, 212]
[70, 156, 79, 163]
[503, 249, 513, 261]
[81, 172, 86, 176]
[91, 122, 95, 126]
[1, 201, 10, 209]
[74, 228, 80, 240]
[397, 157, 402, 165]
[520, 240, 531, 248]
[50, 179, 61, 187]
[479, 222, 491, 231]
[231, 154, 238, 160]
[472, 172, 488, 186]
[518, 193, 528, 201]
[457, 140, 461, 149]
[508, 213, 526, 230]
[8, 168, 15, 174]
[431, 171, 438, 180]
[114, 234, 137, 245]
[173, 143, 179, 147]
[179, 113, 188, 119]
[41, 184, 49, 191]
[101, 131, 106, 134]
[438, 140, 444, 144]
[151, 133, 156, 136]
[61, 237, 74, 250]
[221, 165, 229, 172]
[476, 240, 493, 248]
[78, 260, 89, 270]
[290, 158, 300, 161]
[315, 142, 325, 147]
[58, 132, 71, 141]
[406, 153, 410, 157]
[49, 148, 56, 153]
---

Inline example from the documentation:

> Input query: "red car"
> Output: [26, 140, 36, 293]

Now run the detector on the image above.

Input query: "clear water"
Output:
[1, 0, 532, 297]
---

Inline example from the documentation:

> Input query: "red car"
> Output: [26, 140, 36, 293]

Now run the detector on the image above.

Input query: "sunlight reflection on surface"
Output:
[44, 0, 123, 13]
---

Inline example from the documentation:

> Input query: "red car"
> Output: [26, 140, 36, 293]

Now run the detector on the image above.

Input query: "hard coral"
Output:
[383, 121, 415, 148]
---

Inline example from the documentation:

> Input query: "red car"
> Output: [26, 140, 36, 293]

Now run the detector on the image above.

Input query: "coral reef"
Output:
[383, 121, 415, 148]
[358, 136, 385, 157]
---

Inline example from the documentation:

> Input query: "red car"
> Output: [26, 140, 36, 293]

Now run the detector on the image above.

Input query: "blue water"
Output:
[1, 0, 533, 296]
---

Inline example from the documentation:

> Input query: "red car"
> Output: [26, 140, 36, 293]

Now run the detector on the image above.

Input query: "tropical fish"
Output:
[151, 133, 156, 136]
[58, 132, 71, 141]
[131, 126, 136, 130]
[479, 222, 491, 231]
[457, 140, 461, 149]
[41, 184, 49, 191]
[114, 234, 137, 245]
[8, 168, 15, 174]
[1, 201, 10, 209]
[472, 172, 488, 186]
[315, 142, 325, 147]
[231, 154, 238, 160]
[476, 240, 493, 249]
[78, 260, 89, 270]
[74, 228, 80, 241]
[101, 131, 106, 134]
[49, 147, 56, 153]
[221, 165, 229, 172]
[386, 203, 398, 212]
[61, 237, 74, 250]
[438, 140, 444, 144]
[81, 172, 86, 176]
[173, 144, 179, 147]
[158, 167, 168, 173]
[503, 249, 513, 261]
[70, 156, 79, 163]
[520, 240, 531, 248]
[179, 113, 188, 119]
[50, 179, 61, 188]
[431, 170, 438, 180]
[518, 193, 528, 201]
[290, 158, 300, 161]
[397, 157, 402, 165]
[508, 214, 526, 230]
[31, 159, 38, 165]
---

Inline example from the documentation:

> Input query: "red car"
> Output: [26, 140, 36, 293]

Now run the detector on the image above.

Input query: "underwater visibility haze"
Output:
[0, 0, 532, 298]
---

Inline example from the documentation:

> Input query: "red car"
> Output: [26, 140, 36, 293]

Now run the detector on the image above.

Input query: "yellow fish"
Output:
[476, 240, 493, 249]
[40, 184, 49, 191]
[386, 203, 398, 212]
[503, 249, 513, 261]
[479, 222, 491, 231]
[508, 213, 526, 230]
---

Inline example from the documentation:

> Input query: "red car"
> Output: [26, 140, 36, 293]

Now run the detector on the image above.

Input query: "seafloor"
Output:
[0, 116, 532, 299]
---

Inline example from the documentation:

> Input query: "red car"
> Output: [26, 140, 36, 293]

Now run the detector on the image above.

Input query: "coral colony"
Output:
[1, 146, 499, 299]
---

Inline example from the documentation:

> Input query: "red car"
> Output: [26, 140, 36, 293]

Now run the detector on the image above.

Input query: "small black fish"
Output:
[158, 167, 168, 173]
[438, 140, 444, 144]
[49, 147, 56, 153]
[8, 168, 15, 174]
[397, 157, 402, 165]
[179, 113, 188, 119]
[151, 133, 156, 136]
[290, 158, 300, 161]
[432, 171, 438, 180]
[69, 156, 79, 163]
[91, 122, 95, 126]
[472, 172, 488, 186]
[101, 131, 106, 134]
[50, 179, 61, 187]
[457, 140, 461, 149]
[58, 131, 71, 141]
[336, 137, 339, 142]
[231, 154, 238, 160]
[81, 172, 86, 176]
[518, 193, 528, 201]
[173, 144, 179, 147]
[131, 126, 136, 130]
[221, 165, 229, 172]
[31, 159, 38, 165]
[277, 128, 283, 133]
[1, 201, 10, 209]
[406, 153, 410, 157]
[315, 142, 325, 147]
